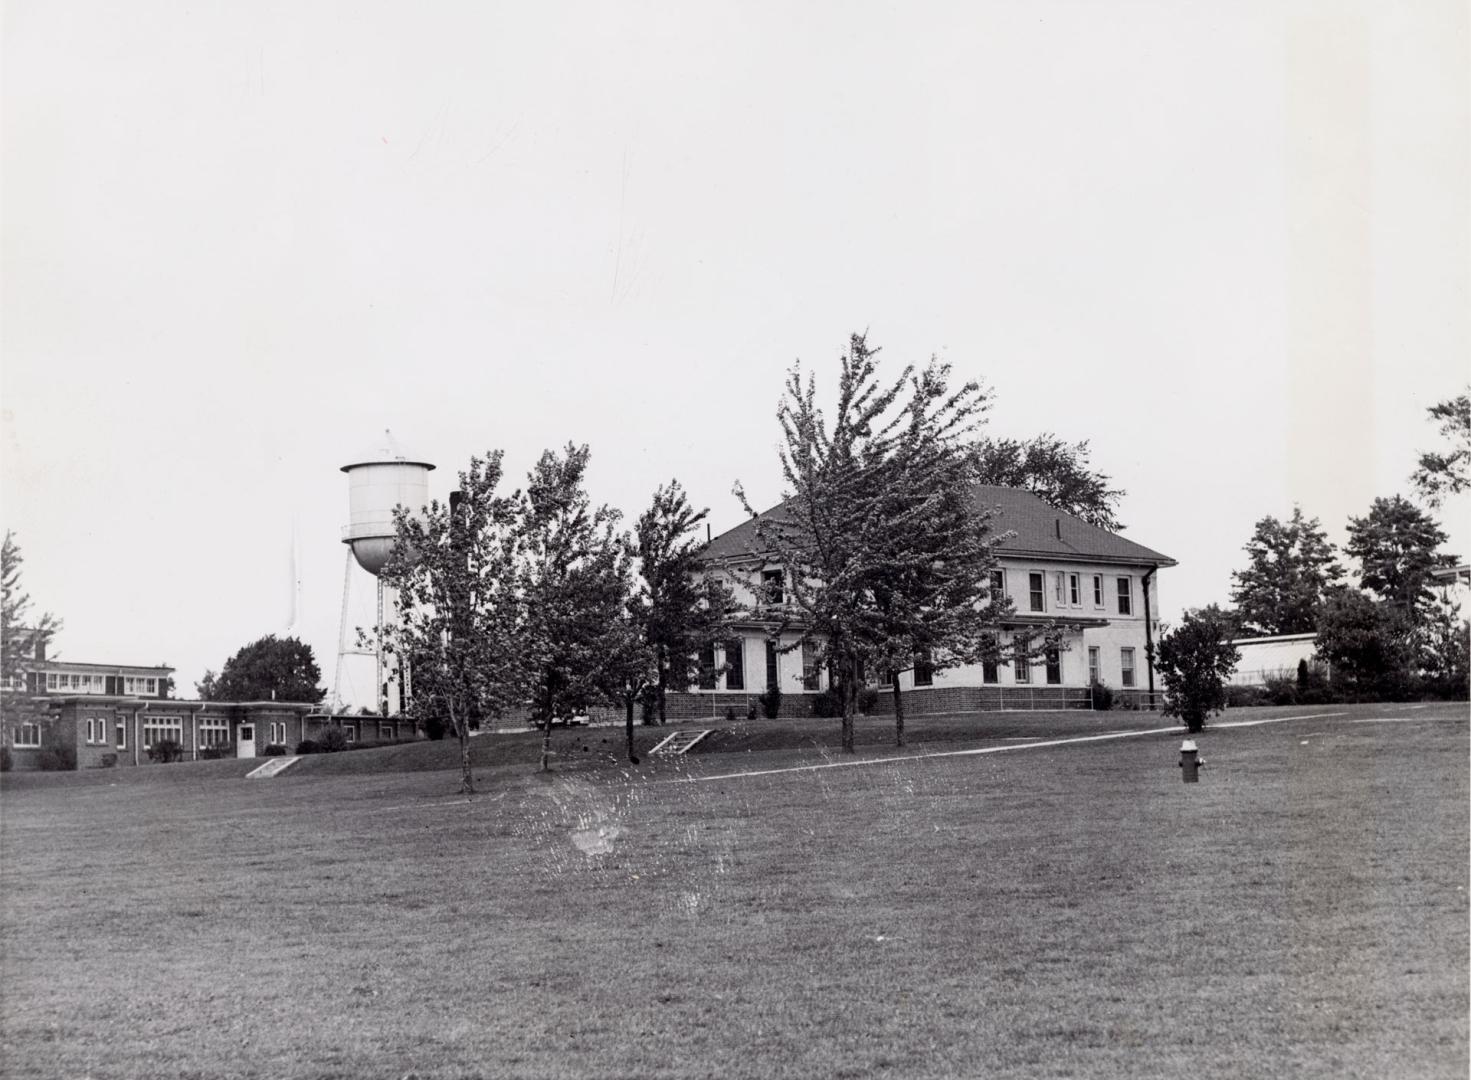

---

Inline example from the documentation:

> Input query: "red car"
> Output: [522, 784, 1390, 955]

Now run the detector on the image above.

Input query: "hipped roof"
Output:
[701, 485, 1175, 568]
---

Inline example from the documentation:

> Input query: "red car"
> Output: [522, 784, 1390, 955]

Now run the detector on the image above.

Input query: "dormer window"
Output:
[761, 569, 784, 606]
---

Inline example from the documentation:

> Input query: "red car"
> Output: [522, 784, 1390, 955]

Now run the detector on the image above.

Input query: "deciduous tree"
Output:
[974, 435, 1124, 531]
[1228, 507, 1343, 636]
[1343, 496, 1453, 627]
[634, 481, 732, 725]
[198, 635, 325, 703]
[1411, 388, 1470, 507]
[1154, 605, 1240, 733]
[517, 445, 634, 772]
[379, 452, 523, 794]
[1313, 586, 1413, 695]
[863, 368, 1012, 746]
[1, 532, 60, 708]
[735, 333, 1001, 753]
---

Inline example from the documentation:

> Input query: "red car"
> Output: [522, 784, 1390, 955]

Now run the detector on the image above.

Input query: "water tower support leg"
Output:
[331, 547, 355, 713]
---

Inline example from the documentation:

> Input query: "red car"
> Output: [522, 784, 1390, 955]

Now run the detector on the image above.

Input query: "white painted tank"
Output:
[340, 431, 435, 576]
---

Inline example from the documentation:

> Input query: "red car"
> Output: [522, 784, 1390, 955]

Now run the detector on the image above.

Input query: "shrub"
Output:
[147, 739, 183, 764]
[263, 743, 288, 757]
[1262, 673, 1298, 706]
[319, 727, 350, 753]
[37, 746, 76, 771]
[198, 744, 234, 760]
[723, 706, 737, 724]
[810, 687, 842, 718]
[98, 753, 118, 768]
[1089, 681, 1115, 711]
[760, 685, 782, 719]
[856, 687, 879, 716]
[1225, 684, 1267, 708]
[295, 739, 320, 755]
[746, 699, 759, 721]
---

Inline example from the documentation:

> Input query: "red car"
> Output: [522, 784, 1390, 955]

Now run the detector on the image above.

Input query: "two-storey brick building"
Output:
[682, 484, 1175, 717]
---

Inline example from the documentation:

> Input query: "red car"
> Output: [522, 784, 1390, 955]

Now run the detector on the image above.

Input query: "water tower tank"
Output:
[341, 431, 435, 575]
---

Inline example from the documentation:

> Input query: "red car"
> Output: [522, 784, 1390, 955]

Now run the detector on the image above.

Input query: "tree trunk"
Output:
[451, 697, 474, 795]
[841, 656, 856, 754]
[892, 681, 905, 748]
[625, 694, 639, 764]
[540, 692, 554, 773]
[656, 652, 668, 725]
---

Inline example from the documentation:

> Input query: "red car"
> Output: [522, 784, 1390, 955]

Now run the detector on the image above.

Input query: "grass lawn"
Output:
[1, 702, 1466, 1079]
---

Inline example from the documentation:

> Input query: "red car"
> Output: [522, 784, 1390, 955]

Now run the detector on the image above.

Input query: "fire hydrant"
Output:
[1179, 740, 1204, 783]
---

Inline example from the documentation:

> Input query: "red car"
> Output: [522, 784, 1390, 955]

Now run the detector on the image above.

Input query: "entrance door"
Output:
[237, 724, 256, 758]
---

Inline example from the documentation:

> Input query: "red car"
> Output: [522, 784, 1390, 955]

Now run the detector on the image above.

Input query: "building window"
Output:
[990, 569, 1005, 599]
[1087, 646, 1100, 685]
[765, 640, 779, 690]
[698, 643, 717, 690]
[1069, 573, 1081, 606]
[86, 718, 108, 745]
[1044, 648, 1062, 685]
[1093, 575, 1104, 608]
[1117, 577, 1132, 616]
[1055, 572, 1066, 604]
[1028, 572, 1045, 613]
[343, 726, 356, 743]
[1121, 648, 1136, 688]
[46, 672, 105, 694]
[801, 642, 820, 691]
[268, 721, 287, 745]
[913, 654, 934, 688]
[761, 569, 784, 606]
[15, 722, 41, 748]
[981, 636, 999, 685]
[142, 716, 183, 749]
[115, 720, 127, 750]
[1014, 638, 1032, 684]
[724, 640, 744, 691]
[198, 718, 230, 748]
[123, 677, 158, 697]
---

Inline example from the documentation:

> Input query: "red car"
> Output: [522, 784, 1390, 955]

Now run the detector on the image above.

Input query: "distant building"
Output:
[1, 632, 415, 771]
[1227, 633, 1323, 687]
[688, 484, 1176, 717]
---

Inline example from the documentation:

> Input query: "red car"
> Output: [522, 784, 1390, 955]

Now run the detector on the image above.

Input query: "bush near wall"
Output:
[37, 747, 76, 771]
[147, 739, 183, 764]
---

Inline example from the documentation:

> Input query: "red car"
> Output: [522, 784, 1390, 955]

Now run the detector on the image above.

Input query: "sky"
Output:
[3, 1, 1467, 707]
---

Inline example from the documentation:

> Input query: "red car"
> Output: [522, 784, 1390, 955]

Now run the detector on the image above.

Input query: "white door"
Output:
[237, 724, 256, 758]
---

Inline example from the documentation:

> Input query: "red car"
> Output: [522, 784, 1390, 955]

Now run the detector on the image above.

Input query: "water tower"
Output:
[332, 431, 434, 716]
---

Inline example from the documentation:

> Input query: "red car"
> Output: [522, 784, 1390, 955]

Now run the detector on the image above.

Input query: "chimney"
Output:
[706, 523, 712, 543]
[1055, 517, 1062, 539]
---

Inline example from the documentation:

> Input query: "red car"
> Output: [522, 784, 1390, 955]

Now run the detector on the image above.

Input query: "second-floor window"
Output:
[1116, 577, 1133, 616]
[990, 569, 1005, 600]
[1093, 575, 1104, 608]
[761, 569, 784, 606]
[1069, 573, 1081, 606]
[1028, 573, 1045, 613]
